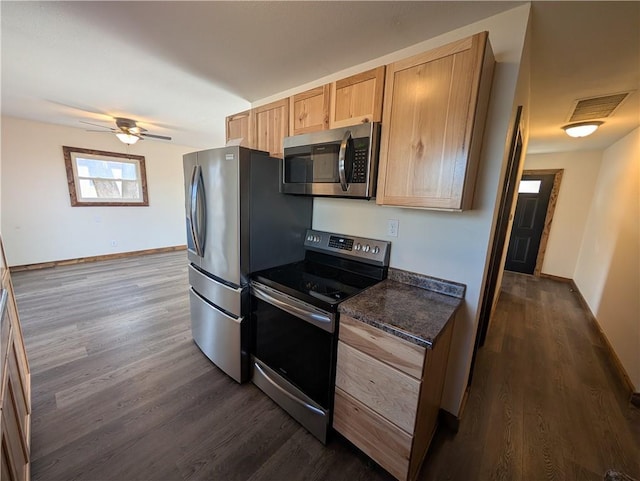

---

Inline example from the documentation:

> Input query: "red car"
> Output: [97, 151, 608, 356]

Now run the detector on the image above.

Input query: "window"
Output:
[518, 180, 541, 194]
[63, 146, 148, 206]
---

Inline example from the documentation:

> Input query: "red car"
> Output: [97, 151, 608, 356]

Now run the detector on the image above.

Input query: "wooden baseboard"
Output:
[9, 245, 187, 272]
[539, 272, 572, 283]
[570, 280, 638, 403]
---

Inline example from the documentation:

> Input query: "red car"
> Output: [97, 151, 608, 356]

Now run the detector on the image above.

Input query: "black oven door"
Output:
[250, 281, 336, 443]
[251, 282, 335, 409]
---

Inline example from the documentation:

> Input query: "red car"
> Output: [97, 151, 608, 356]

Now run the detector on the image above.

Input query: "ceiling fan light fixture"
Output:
[116, 132, 140, 144]
[562, 121, 603, 138]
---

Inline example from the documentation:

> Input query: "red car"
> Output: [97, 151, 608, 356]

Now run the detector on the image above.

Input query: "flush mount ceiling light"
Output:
[115, 132, 140, 145]
[562, 121, 604, 138]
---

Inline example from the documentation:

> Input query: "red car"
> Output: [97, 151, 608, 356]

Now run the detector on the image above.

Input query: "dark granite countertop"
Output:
[338, 268, 465, 349]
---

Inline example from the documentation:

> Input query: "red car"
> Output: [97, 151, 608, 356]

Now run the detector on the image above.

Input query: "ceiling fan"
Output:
[81, 117, 172, 145]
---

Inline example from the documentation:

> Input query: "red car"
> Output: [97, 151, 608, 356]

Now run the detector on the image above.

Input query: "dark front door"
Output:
[505, 173, 555, 274]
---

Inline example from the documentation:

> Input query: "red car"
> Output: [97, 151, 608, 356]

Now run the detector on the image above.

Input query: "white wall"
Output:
[258, 5, 531, 415]
[1, 117, 197, 266]
[524, 150, 603, 278]
[574, 127, 640, 390]
[0, 118, 3, 231]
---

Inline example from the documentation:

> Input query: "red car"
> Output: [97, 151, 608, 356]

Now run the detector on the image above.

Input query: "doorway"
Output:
[505, 170, 563, 275]
[469, 106, 523, 386]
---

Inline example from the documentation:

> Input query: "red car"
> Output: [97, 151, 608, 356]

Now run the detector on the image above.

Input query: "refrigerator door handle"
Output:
[190, 165, 205, 258]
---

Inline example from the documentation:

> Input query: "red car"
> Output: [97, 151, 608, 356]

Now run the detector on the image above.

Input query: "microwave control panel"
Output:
[352, 138, 370, 183]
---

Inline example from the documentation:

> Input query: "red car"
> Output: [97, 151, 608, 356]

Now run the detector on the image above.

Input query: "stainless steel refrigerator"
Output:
[183, 146, 312, 383]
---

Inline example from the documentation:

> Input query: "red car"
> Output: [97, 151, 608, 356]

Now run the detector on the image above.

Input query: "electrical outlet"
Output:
[110, 240, 118, 247]
[387, 219, 399, 237]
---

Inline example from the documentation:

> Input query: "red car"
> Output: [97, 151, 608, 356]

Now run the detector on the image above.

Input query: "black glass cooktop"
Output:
[252, 251, 387, 311]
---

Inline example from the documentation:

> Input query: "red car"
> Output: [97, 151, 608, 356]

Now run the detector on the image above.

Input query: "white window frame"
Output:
[63, 146, 149, 206]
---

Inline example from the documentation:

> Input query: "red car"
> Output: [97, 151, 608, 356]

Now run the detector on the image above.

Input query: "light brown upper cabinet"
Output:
[289, 85, 331, 136]
[225, 110, 251, 146]
[329, 66, 385, 129]
[251, 99, 289, 158]
[376, 32, 495, 211]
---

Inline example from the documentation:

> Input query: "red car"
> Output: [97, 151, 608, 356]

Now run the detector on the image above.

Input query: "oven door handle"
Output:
[253, 361, 326, 417]
[251, 283, 334, 333]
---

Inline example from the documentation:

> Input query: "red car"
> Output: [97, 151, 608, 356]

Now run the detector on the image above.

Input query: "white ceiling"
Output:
[2, 1, 639, 153]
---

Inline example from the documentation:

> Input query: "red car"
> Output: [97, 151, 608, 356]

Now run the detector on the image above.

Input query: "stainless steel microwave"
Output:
[281, 122, 381, 199]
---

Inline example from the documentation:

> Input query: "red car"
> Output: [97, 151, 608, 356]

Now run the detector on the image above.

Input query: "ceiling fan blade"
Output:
[80, 120, 116, 131]
[141, 133, 172, 141]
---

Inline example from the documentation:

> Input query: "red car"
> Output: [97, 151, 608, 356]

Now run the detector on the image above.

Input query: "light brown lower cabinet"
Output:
[333, 315, 454, 481]
[1, 237, 31, 481]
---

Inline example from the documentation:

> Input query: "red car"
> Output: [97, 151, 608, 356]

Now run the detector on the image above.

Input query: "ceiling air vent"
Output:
[568, 93, 630, 122]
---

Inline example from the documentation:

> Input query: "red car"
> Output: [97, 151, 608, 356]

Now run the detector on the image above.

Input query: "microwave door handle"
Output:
[190, 165, 205, 258]
[338, 130, 352, 192]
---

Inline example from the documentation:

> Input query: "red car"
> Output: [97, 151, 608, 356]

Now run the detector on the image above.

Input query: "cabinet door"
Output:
[225, 110, 251, 146]
[251, 99, 289, 158]
[376, 32, 494, 211]
[329, 66, 385, 129]
[290, 85, 330, 135]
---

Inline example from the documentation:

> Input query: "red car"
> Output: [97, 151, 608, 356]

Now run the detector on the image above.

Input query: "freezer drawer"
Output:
[189, 287, 247, 383]
[189, 264, 242, 317]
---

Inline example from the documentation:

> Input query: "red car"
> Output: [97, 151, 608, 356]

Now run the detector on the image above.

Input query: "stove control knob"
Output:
[372, 246, 380, 254]
[307, 234, 313, 241]
[314, 235, 321, 243]
[363, 244, 370, 252]
[355, 243, 362, 251]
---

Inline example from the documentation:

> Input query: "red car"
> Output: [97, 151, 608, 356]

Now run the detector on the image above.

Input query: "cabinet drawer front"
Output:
[336, 341, 420, 434]
[334, 388, 411, 481]
[339, 316, 425, 378]
[2, 374, 29, 481]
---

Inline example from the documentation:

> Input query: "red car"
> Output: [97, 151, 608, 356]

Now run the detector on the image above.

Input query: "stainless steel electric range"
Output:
[250, 229, 391, 444]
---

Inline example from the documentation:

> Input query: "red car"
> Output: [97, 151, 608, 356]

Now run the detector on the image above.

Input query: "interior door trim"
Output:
[521, 169, 563, 276]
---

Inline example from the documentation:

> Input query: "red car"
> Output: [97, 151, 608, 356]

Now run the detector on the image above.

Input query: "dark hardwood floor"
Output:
[12, 252, 639, 481]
